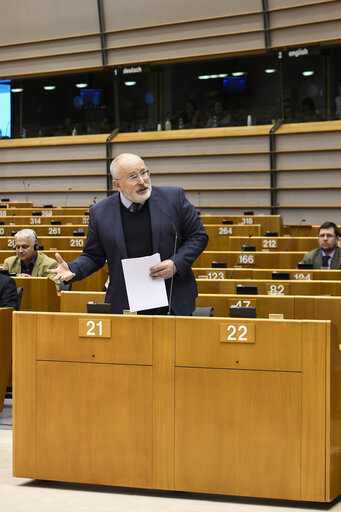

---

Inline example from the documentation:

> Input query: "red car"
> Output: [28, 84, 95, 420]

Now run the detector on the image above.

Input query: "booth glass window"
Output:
[166, 54, 281, 129]
[117, 68, 160, 132]
[10, 71, 116, 138]
[281, 48, 325, 123]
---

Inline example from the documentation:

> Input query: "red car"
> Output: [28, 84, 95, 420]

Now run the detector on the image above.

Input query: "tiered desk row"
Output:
[1, 204, 340, 501]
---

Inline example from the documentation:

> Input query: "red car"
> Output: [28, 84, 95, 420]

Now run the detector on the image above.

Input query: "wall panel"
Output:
[0, 0, 340, 77]
[103, 0, 260, 30]
[106, 32, 264, 66]
[268, 1, 341, 48]
[0, 135, 107, 206]
[1, 123, 341, 222]
[1, 0, 98, 45]
[0, 0, 102, 77]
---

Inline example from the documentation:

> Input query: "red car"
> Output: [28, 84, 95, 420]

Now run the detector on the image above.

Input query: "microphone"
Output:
[64, 187, 72, 207]
[168, 223, 178, 315]
[285, 219, 306, 251]
[229, 234, 253, 279]
[22, 181, 29, 203]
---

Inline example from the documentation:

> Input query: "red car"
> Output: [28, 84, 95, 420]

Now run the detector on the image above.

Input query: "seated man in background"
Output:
[302, 221, 341, 269]
[3, 229, 58, 278]
[0, 272, 18, 308]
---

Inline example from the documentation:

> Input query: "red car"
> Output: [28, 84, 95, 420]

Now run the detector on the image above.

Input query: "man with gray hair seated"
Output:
[3, 228, 58, 278]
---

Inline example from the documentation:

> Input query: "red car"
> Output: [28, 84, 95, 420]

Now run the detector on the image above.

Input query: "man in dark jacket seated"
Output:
[302, 221, 341, 269]
[0, 272, 18, 308]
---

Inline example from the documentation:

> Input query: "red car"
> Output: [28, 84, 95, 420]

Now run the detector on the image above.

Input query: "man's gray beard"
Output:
[136, 185, 152, 203]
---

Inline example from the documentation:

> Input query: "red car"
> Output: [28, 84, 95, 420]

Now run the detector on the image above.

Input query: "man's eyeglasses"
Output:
[114, 168, 150, 185]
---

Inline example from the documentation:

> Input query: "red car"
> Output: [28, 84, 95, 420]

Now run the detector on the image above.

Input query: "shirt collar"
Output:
[120, 192, 145, 210]
[321, 248, 336, 260]
[20, 252, 37, 273]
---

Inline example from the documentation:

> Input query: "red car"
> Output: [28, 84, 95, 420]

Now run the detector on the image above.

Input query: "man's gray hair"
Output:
[15, 228, 38, 246]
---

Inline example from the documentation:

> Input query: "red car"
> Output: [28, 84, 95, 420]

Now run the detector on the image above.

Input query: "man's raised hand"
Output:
[48, 253, 75, 282]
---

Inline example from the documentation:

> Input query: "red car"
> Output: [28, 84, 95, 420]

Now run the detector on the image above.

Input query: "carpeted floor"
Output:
[0, 397, 12, 430]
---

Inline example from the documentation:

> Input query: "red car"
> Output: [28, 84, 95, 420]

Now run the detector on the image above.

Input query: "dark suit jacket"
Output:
[302, 246, 341, 269]
[69, 187, 208, 314]
[0, 273, 18, 309]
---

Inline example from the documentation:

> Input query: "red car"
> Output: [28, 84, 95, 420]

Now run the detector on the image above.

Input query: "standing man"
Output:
[49, 152, 208, 315]
[3, 229, 58, 277]
[302, 221, 341, 269]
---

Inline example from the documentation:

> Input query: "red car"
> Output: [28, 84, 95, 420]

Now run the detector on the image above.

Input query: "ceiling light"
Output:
[265, 69, 276, 74]
[76, 83, 88, 88]
[43, 85, 56, 91]
[232, 72, 245, 77]
[11, 88, 23, 93]
[302, 70, 314, 77]
[124, 81, 136, 86]
[218, 73, 228, 78]
[198, 75, 210, 80]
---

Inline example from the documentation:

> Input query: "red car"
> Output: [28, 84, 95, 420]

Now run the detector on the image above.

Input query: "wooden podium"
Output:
[13, 313, 341, 502]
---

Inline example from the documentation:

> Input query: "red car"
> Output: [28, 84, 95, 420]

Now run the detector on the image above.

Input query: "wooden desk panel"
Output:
[13, 312, 175, 490]
[0, 308, 12, 411]
[175, 367, 301, 499]
[193, 268, 341, 281]
[175, 317, 301, 372]
[37, 313, 153, 365]
[197, 293, 341, 338]
[0, 215, 89, 226]
[196, 293, 295, 319]
[203, 224, 261, 251]
[12, 313, 341, 501]
[194, 251, 305, 269]
[0, 224, 89, 237]
[0, 207, 89, 217]
[14, 277, 60, 311]
[36, 361, 153, 486]
[197, 278, 341, 296]
[200, 215, 282, 235]
[60, 291, 105, 312]
[1, 236, 87, 251]
[227, 236, 318, 252]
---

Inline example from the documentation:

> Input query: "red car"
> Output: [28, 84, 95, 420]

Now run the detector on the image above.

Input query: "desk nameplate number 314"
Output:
[79, 318, 111, 338]
[220, 322, 255, 343]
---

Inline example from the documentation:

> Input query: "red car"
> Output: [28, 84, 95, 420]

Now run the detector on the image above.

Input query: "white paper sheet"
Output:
[121, 252, 169, 312]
